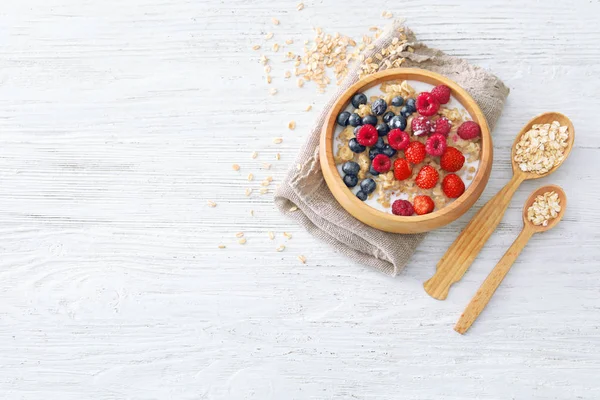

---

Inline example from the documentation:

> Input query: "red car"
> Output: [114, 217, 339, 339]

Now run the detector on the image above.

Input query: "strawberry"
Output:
[405, 141, 426, 164]
[356, 124, 378, 146]
[416, 92, 440, 116]
[457, 121, 481, 140]
[413, 195, 435, 215]
[431, 85, 451, 104]
[415, 165, 439, 189]
[442, 174, 465, 198]
[440, 147, 465, 172]
[393, 158, 412, 180]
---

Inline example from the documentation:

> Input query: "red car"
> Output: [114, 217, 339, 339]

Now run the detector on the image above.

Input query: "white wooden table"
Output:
[1, 0, 599, 398]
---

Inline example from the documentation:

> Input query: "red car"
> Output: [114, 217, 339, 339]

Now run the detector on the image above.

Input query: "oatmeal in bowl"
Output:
[320, 69, 492, 233]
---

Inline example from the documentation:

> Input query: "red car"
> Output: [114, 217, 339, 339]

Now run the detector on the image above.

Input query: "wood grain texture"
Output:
[455, 185, 568, 334]
[320, 69, 492, 234]
[425, 112, 574, 299]
[1, 0, 600, 399]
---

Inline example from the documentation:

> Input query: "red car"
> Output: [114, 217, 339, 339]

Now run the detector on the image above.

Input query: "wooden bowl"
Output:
[319, 68, 493, 234]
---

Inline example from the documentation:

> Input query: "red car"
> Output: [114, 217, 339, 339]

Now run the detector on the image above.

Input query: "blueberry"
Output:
[389, 115, 407, 130]
[391, 96, 404, 107]
[382, 145, 397, 157]
[382, 111, 395, 124]
[348, 138, 366, 153]
[354, 125, 362, 135]
[406, 98, 417, 112]
[343, 174, 358, 187]
[337, 111, 351, 127]
[360, 178, 376, 194]
[351, 93, 368, 108]
[369, 147, 382, 160]
[362, 115, 377, 126]
[342, 161, 360, 176]
[348, 113, 362, 127]
[369, 165, 380, 176]
[400, 105, 412, 118]
[356, 190, 368, 201]
[374, 137, 386, 150]
[376, 123, 390, 137]
[371, 99, 388, 116]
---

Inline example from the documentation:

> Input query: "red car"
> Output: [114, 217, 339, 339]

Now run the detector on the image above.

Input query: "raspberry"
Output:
[415, 165, 439, 189]
[440, 147, 465, 172]
[416, 92, 440, 116]
[457, 121, 481, 140]
[442, 174, 465, 198]
[425, 134, 447, 157]
[413, 195, 435, 215]
[405, 141, 426, 164]
[431, 85, 451, 104]
[432, 117, 451, 136]
[356, 124, 378, 146]
[388, 129, 410, 150]
[410, 116, 432, 136]
[393, 158, 412, 180]
[372, 154, 391, 173]
[392, 199, 414, 216]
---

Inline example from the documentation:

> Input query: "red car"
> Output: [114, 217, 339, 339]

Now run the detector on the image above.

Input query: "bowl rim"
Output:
[319, 68, 493, 233]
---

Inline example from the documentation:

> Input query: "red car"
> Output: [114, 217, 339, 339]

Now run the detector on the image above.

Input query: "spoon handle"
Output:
[454, 225, 535, 334]
[424, 174, 524, 300]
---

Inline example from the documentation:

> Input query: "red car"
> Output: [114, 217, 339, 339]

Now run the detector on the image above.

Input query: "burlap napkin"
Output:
[274, 21, 510, 276]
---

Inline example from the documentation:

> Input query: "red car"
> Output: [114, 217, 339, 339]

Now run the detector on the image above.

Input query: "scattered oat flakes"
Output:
[289, 205, 298, 212]
[264, 65, 271, 73]
[207, 200, 217, 208]
[218, 244, 226, 249]
[305, 105, 312, 111]
[297, 78, 304, 88]
[266, 75, 272, 84]
[260, 188, 268, 194]
[238, 238, 247, 245]
[284, 70, 291, 78]
[252, 44, 261, 50]
[283, 232, 292, 239]
[260, 55, 269, 64]
[266, 176, 273, 182]
[297, 2, 304, 11]
[263, 162, 272, 169]
[272, 17, 280, 25]
[296, 163, 302, 170]
[268, 231, 275, 240]
[527, 191, 561, 226]
[288, 121, 296, 130]
[251, 151, 258, 159]
[269, 88, 278, 95]
[250, 210, 254, 216]
[232, 164, 240, 171]
[261, 180, 270, 187]
[382, 10, 393, 19]
[276, 244, 285, 252]
[273, 137, 283, 144]
[245, 188, 253, 196]
[273, 43, 279, 52]
[297, 255, 306, 264]
[275, 153, 281, 160]
[265, 32, 274, 40]
[235, 232, 244, 238]
[285, 39, 294, 45]
[247, 173, 254, 181]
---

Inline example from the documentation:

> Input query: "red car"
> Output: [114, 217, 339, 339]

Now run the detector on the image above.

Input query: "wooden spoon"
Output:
[454, 185, 567, 334]
[424, 112, 574, 300]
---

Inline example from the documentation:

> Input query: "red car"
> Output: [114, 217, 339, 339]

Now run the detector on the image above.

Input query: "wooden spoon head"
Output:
[522, 184, 567, 233]
[511, 112, 575, 180]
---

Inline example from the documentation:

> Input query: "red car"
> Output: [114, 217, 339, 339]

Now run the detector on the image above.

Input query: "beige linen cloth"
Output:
[274, 21, 510, 276]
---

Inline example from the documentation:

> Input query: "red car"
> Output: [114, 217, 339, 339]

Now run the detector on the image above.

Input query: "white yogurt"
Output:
[332, 80, 480, 214]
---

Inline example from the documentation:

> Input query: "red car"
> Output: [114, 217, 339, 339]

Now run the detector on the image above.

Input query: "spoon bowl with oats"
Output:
[424, 112, 574, 300]
[454, 185, 567, 334]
